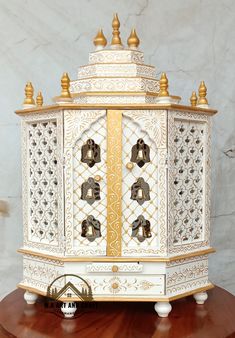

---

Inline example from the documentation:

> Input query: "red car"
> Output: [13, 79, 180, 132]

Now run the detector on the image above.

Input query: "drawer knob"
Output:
[112, 282, 119, 289]
[94, 175, 102, 182]
[112, 265, 119, 273]
[126, 162, 134, 170]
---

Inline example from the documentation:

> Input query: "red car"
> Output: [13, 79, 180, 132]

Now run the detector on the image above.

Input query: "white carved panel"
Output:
[21, 112, 64, 254]
[22, 254, 64, 293]
[64, 110, 107, 256]
[70, 77, 159, 94]
[72, 274, 165, 296]
[123, 110, 167, 149]
[73, 94, 157, 104]
[121, 111, 167, 256]
[88, 50, 144, 64]
[166, 256, 209, 297]
[86, 262, 143, 273]
[168, 111, 211, 254]
[28, 121, 58, 244]
[78, 63, 156, 79]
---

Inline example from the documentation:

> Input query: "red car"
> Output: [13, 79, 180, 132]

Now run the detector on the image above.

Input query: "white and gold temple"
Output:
[16, 14, 217, 318]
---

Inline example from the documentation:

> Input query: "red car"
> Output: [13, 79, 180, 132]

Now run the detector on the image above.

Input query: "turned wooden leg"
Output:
[193, 291, 208, 305]
[24, 290, 38, 305]
[154, 302, 172, 317]
[61, 302, 77, 318]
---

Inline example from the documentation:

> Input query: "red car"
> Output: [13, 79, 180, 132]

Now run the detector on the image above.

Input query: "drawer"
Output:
[86, 262, 143, 274]
[74, 274, 165, 296]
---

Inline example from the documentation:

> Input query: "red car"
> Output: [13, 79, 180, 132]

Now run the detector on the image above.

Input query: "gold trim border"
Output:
[15, 104, 217, 116]
[17, 283, 214, 302]
[106, 110, 123, 256]
[18, 247, 215, 262]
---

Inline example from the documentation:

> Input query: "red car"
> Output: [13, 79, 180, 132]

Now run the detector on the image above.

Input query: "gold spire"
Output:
[159, 73, 169, 97]
[198, 81, 208, 105]
[190, 91, 197, 106]
[36, 91, 43, 106]
[93, 29, 107, 49]
[127, 28, 140, 49]
[23, 82, 35, 105]
[60, 72, 71, 98]
[111, 13, 122, 47]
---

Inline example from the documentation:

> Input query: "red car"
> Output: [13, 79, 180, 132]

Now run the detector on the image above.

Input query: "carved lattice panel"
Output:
[168, 112, 211, 254]
[72, 116, 107, 254]
[21, 112, 64, 254]
[121, 115, 160, 256]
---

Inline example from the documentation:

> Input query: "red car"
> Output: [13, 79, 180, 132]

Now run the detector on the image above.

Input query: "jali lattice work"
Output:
[16, 14, 217, 319]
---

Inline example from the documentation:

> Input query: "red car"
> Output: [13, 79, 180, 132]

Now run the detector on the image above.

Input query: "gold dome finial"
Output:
[198, 81, 208, 105]
[23, 82, 35, 105]
[159, 73, 169, 97]
[36, 91, 43, 107]
[93, 29, 107, 50]
[127, 28, 140, 49]
[111, 13, 123, 48]
[60, 72, 71, 98]
[190, 91, 197, 106]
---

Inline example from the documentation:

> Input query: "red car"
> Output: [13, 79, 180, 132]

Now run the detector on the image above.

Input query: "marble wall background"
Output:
[0, 0, 234, 299]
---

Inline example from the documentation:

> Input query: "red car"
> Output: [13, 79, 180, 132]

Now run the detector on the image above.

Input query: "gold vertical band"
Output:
[106, 110, 123, 256]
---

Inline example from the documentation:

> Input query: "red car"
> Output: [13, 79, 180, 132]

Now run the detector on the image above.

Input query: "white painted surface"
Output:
[0, 0, 235, 299]
[23, 290, 38, 305]
[61, 302, 77, 318]
[193, 291, 208, 305]
[154, 302, 172, 318]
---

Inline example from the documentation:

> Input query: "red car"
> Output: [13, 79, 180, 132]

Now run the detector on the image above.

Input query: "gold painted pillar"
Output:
[106, 110, 123, 256]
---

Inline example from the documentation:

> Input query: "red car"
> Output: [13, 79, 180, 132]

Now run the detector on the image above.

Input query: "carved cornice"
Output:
[15, 103, 217, 116]
[18, 247, 215, 262]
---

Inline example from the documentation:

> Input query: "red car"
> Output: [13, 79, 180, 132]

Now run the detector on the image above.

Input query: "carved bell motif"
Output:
[131, 177, 150, 205]
[86, 223, 95, 237]
[81, 177, 101, 205]
[131, 138, 150, 168]
[81, 215, 101, 242]
[136, 149, 145, 161]
[86, 187, 93, 199]
[81, 139, 101, 168]
[137, 187, 144, 200]
[137, 223, 144, 238]
[85, 148, 94, 160]
[131, 215, 152, 242]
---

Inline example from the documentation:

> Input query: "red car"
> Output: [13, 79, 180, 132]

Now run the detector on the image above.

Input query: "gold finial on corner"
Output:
[198, 81, 208, 105]
[190, 91, 197, 106]
[111, 13, 122, 47]
[93, 29, 107, 49]
[127, 28, 140, 49]
[23, 82, 35, 105]
[60, 72, 71, 98]
[159, 73, 169, 97]
[36, 91, 43, 106]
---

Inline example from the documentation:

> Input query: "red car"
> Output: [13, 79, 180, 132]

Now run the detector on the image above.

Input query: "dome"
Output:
[70, 15, 161, 104]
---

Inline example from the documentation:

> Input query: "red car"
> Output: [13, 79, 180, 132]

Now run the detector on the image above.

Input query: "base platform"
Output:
[0, 287, 235, 338]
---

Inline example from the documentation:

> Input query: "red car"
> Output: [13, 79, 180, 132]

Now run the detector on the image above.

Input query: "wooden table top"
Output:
[0, 286, 235, 338]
